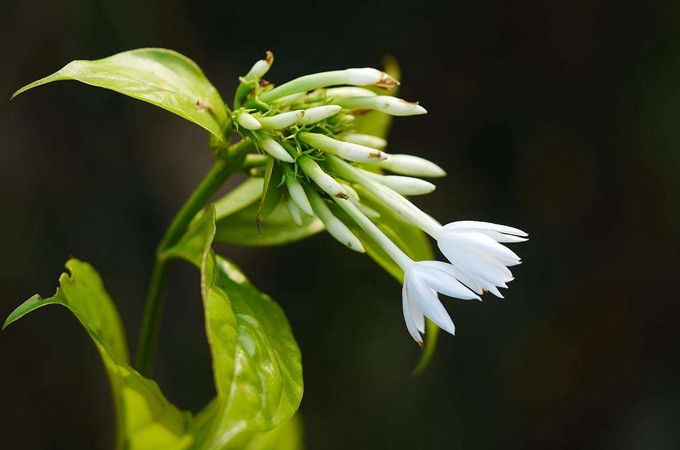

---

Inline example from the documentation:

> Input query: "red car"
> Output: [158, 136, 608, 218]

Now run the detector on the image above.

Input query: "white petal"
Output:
[406, 272, 455, 335]
[443, 229, 521, 264]
[402, 284, 423, 345]
[438, 240, 513, 287]
[410, 292, 426, 334]
[420, 261, 485, 295]
[417, 262, 481, 300]
[444, 221, 528, 237]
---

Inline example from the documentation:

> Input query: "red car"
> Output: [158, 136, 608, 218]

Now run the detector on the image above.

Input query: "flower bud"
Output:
[297, 105, 342, 125]
[285, 198, 303, 226]
[345, 68, 399, 89]
[339, 133, 387, 150]
[376, 154, 446, 178]
[236, 112, 262, 130]
[259, 68, 399, 103]
[357, 168, 435, 195]
[261, 138, 294, 162]
[258, 110, 305, 129]
[298, 155, 349, 199]
[244, 51, 274, 79]
[325, 87, 377, 99]
[284, 166, 314, 216]
[307, 188, 365, 253]
[271, 92, 307, 105]
[379, 175, 436, 196]
[335, 96, 427, 116]
[298, 132, 386, 163]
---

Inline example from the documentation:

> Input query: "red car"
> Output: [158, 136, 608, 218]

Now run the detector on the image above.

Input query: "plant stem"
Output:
[135, 138, 254, 376]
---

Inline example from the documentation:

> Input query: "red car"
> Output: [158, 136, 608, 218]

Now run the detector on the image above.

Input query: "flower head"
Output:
[232, 52, 528, 345]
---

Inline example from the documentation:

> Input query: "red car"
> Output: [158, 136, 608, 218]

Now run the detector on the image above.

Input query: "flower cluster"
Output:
[234, 52, 528, 345]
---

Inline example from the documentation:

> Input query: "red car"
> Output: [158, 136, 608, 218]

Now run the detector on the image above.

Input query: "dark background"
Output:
[1, 0, 678, 448]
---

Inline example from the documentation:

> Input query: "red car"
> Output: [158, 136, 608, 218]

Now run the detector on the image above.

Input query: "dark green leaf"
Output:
[166, 208, 304, 449]
[12, 48, 229, 140]
[257, 159, 284, 223]
[215, 201, 324, 247]
[214, 177, 264, 219]
[3, 260, 193, 449]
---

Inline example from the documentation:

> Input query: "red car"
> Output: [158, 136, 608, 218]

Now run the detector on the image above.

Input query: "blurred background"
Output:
[1, 0, 679, 448]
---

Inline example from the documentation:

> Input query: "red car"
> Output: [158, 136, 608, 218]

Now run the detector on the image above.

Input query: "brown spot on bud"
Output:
[369, 151, 384, 159]
[398, 99, 419, 106]
[375, 72, 400, 89]
[265, 51, 274, 65]
[259, 79, 271, 88]
[350, 109, 372, 116]
[335, 192, 350, 199]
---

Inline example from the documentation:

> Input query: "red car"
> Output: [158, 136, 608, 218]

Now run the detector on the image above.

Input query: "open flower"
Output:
[402, 261, 480, 345]
[435, 221, 528, 298]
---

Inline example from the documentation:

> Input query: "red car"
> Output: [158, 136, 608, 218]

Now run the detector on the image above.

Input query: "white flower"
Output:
[436, 221, 528, 298]
[376, 154, 446, 178]
[335, 96, 427, 116]
[402, 261, 481, 344]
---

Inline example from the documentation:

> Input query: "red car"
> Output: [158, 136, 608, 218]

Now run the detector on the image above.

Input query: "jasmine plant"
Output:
[4, 49, 527, 449]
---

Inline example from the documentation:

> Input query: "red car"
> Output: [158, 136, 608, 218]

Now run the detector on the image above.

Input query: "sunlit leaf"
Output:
[12, 48, 229, 140]
[243, 414, 304, 450]
[166, 207, 304, 449]
[3, 260, 193, 450]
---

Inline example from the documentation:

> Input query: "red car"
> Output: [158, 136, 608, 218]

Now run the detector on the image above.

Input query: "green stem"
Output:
[135, 138, 254, 376]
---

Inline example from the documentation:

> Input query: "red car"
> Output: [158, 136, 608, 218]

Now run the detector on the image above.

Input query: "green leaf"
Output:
[243, 414, 304, 450]
[257, 159, 284, 223]
[215, 200, 324, 247]
[167, 208, 304, 449]
[3, 260, 193, 450]
[12, 48, 229, 140]
[214, 177, 265, 218]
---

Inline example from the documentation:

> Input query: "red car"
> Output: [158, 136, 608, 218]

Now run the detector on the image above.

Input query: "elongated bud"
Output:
[298, 105, 342, 125]
[378, 175, 436, 195]
[325, 87, 377, 98]
[339, 133, 387, 150]
[307, 188, 365, 253]
[244, 51, 274, 79]
[284, 165, 314, 216]
[345, 68, 399, 89]
[258, 110, 305, 129]
[259, 68, 399, 103]
[376, 154, 447, 178]
[285, 198, 303, 226]
[261, 138, 294, 162]
[328, 114, 355, 126]
[335, 96, 427, 116]
[357, 169, 435, 195]
[272, 92, 307, 105]
[236, 112, 262, 130]
[298, 155, 349, 199]
[298, 132, 386, 163]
